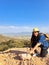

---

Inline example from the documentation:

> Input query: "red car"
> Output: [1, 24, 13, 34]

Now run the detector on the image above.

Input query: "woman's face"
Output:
[33, 31, 39, 37]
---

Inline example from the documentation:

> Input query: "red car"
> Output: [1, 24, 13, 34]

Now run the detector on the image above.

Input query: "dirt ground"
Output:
[0, 48, 49, 65]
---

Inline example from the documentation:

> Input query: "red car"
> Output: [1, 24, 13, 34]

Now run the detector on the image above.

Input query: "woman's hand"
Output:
[29, 48, 35, 54]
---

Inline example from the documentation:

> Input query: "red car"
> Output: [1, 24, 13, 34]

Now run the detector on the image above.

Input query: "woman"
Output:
[30, 28, 49, 57]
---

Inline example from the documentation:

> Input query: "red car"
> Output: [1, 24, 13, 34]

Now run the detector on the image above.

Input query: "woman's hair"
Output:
[31, 31, 39, 43]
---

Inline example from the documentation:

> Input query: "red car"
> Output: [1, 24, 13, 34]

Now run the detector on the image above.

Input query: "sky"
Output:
[0, 0, 49, 33]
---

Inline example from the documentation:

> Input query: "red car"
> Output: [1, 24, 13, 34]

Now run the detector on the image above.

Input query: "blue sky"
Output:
[0, 0, 49, 33]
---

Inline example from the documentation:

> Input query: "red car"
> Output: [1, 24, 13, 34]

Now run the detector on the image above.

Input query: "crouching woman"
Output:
[30, 28, 49, 57]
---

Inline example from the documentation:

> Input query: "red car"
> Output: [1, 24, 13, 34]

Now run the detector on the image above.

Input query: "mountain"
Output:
[0, 32, 32, 37]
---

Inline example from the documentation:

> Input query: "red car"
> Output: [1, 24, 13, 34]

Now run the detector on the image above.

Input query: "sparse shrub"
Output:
[23, 40, 31, 47]
[0, 39, 31, 51]
[0, 44, 8, 51]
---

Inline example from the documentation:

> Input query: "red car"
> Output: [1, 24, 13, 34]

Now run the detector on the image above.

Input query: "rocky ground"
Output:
[0, 48, 49, 65]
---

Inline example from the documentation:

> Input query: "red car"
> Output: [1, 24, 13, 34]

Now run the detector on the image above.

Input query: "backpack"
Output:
[40, 33, 49, 41]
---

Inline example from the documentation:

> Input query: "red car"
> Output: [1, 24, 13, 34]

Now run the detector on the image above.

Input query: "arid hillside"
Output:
[0, 34, 49, 65]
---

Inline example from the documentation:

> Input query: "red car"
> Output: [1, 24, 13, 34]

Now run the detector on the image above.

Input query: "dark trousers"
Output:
[39, 45, 48, 57]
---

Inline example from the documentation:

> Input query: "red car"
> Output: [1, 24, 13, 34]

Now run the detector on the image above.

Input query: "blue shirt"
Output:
[39, 35, 49, 49]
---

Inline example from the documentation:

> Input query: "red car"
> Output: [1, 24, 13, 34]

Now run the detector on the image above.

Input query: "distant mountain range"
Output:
[0, 32, 32, 37]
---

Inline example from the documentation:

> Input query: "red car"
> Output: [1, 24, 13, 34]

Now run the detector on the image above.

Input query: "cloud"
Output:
[0, 26, 33, 33]
[0, 26, 49, 33]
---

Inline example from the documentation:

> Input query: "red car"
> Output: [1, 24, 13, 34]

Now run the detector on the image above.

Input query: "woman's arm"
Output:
[30, 43, 41, 54]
